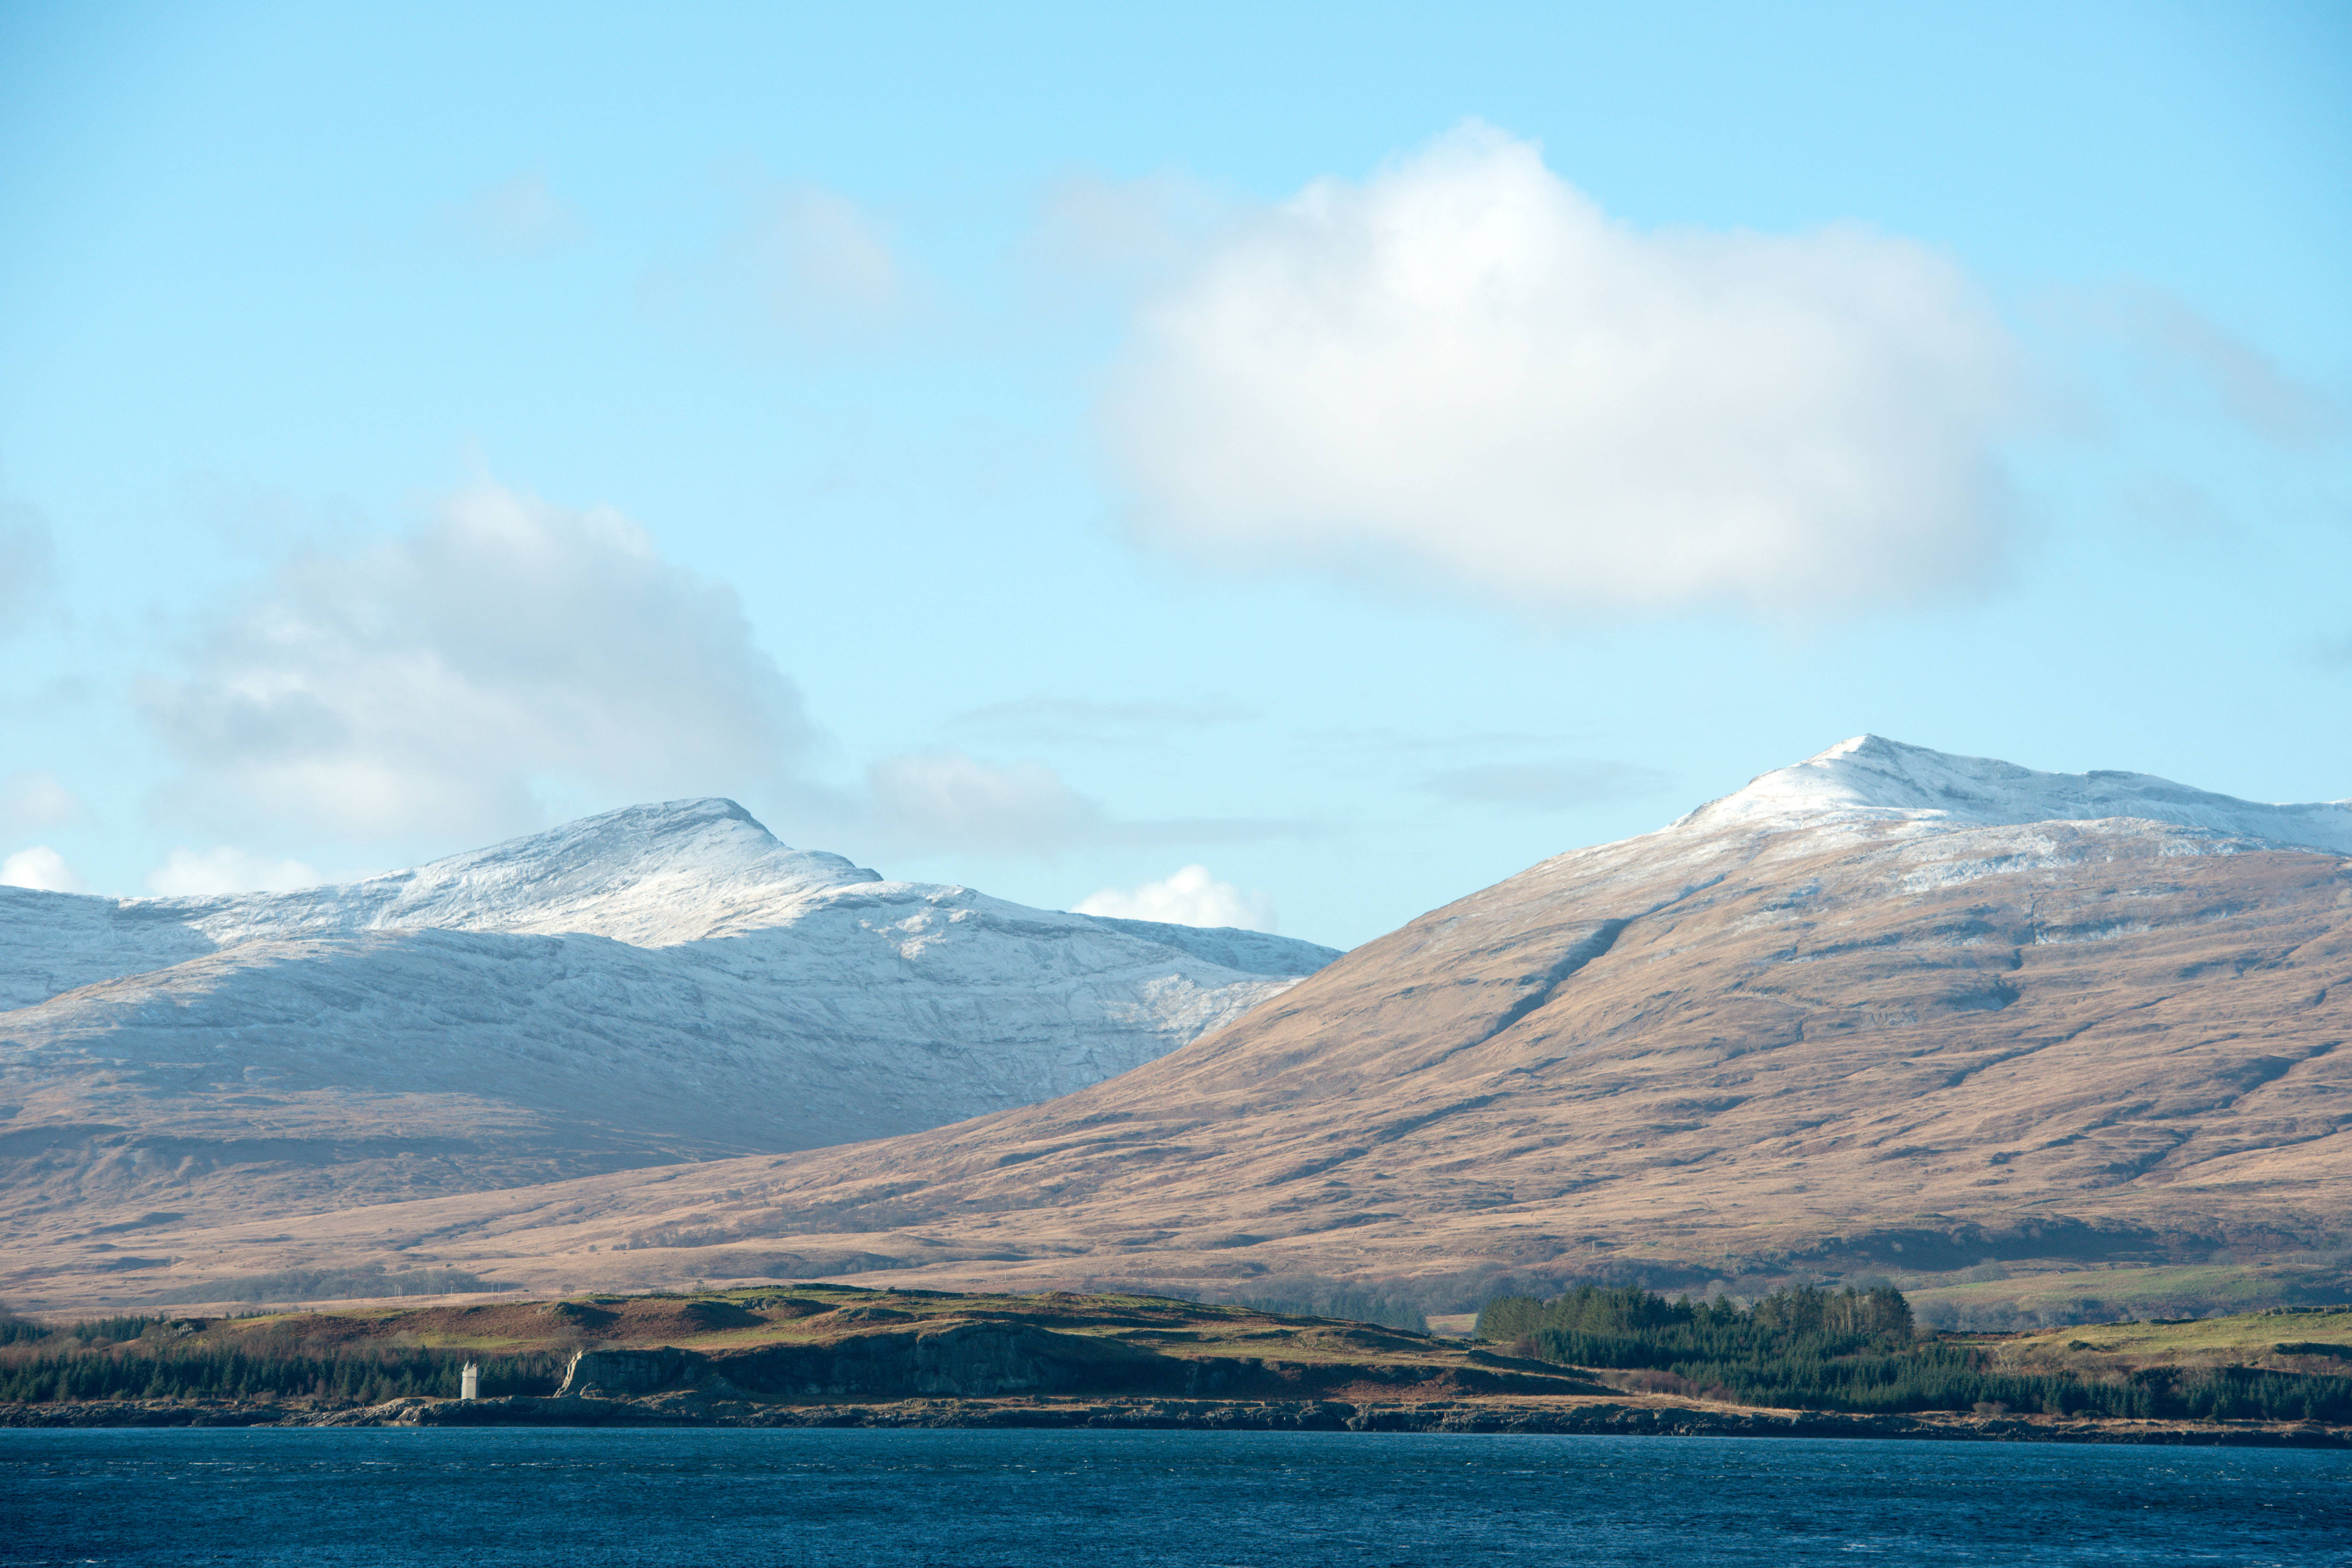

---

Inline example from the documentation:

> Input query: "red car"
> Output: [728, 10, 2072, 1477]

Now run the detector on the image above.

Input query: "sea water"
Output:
[2, 1427, 2346, 1566]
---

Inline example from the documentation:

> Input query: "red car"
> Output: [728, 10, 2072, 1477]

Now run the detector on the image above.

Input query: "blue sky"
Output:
[1, 0, 2346, 947]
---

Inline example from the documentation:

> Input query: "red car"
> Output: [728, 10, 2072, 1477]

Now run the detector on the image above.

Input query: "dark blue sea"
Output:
[2, 1428, 2346, 1566]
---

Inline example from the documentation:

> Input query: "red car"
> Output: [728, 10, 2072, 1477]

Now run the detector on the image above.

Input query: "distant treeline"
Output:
[145, 1266, 515, 1305]
[1235, 1289, 1428, 1333]
[0, 1317, 565, 1406]
[1477, 1285, 2352, 1423]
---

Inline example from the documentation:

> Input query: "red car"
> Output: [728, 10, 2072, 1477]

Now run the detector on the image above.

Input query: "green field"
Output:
[1899, 1262, 2351, 1331]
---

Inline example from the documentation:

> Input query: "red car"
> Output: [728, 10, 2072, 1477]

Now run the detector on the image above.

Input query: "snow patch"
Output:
[1677, 735, 2351, 855]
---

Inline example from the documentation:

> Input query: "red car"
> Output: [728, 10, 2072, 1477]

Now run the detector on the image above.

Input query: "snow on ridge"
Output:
[1675, 735, 2352, 854]
[0, 797, 1339, 1016]
[138, 798, 883, 950]
[0, 799, 1345, 1185]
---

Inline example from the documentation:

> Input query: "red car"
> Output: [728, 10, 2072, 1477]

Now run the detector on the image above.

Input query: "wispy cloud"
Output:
[863, 749, 1314, 859]
[646, 174, 926, 352]
[0, 491, 53, 640]
[2298, 634, 2352, 673]
[946, 695, 1257, 747]
[1026, 167, 1233, 311]
[1420, 760, 1669, 813]
[0, 771, 79, 830]
[450, 169, 585, 258]
[2078, 285, 2344, 449]
[1310, 724, 1598, 758]
[865, 751, 1099, 857]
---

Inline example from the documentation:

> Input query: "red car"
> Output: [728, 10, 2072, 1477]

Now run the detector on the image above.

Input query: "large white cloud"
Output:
[138, 481, 816, 844]
[1106, 124, 2029, 616]
[1074, 864, 1275, 932]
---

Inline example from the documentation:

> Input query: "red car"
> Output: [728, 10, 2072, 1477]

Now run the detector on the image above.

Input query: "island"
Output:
[3, 1284, 2346, 1447]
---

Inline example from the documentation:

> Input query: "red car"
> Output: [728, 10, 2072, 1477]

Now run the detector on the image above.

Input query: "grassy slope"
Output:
[96, 1286, 1551, 1386]
[1900, 1262, 2351, 1329]
[1969, 1308, 2352, 1378]
[13, 1289, 2351, 1432]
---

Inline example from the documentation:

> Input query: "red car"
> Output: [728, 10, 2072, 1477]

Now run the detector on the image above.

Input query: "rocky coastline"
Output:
[7, 1391, 2347, 1448]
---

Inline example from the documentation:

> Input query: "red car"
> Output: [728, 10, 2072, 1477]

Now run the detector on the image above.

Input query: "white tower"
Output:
[460, 1361, 479, 1401]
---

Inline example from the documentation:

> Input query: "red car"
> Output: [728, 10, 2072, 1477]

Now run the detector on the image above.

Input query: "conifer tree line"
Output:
[0, 1314, 565, 1405]
[1476, 1284, 2352, 1423]
[1233, 1287, 1429, 1332]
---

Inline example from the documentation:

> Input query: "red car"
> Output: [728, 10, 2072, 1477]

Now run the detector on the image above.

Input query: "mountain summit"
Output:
[0, 802, 1337, 1242]
[1678, 735, 2352, 851]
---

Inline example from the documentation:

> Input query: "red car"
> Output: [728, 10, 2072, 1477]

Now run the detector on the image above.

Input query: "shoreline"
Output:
[7, 1393, 2347, 1448]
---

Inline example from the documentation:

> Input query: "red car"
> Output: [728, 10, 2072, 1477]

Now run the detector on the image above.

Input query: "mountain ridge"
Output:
[39, 735, 2336, 1320]
[9, 738, 2347, 1320]
[0, 799, 1339, 1243]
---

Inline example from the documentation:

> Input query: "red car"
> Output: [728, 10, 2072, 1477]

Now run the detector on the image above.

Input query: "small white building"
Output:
[460, 1362, 479, 1401]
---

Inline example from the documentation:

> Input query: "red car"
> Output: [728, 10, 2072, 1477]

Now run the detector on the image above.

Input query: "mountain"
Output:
[15, 739, 2349, 1321]
[0, 799, 1336, 1236]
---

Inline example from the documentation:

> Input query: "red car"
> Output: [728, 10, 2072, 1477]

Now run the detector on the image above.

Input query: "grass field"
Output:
[1898, 1261, 2350, 1330]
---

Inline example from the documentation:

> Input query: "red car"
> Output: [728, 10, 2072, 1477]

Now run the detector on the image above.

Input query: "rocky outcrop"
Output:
[557, 1348, 744, 1400]
[559, 1321, 1186, 1402]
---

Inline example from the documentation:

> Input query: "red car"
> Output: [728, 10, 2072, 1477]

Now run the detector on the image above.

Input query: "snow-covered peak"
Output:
[154, 798, 885, 949]
[1675, 735, 2352, 854]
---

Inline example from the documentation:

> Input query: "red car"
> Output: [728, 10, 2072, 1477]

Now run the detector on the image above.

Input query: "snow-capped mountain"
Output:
[89, 735, 2344, 1318]
[0, 800, 1336, 1227]
[1677, 734, 2352, 851]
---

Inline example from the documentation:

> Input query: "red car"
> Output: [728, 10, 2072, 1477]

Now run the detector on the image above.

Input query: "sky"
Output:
[0, 0, 2346, 949]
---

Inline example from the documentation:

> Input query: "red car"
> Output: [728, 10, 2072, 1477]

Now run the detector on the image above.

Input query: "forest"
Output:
[0, 1312, 565, 1405]
[1476, 1284, 2352, 1423]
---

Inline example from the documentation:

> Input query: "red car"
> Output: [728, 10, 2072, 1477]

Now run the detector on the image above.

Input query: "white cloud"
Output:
[138, 479, 815, 844]
[0, 493, 53, 638]
[0, 771, 80, 830]
[1, 845, 85, 893]
[2095, 286, 2343, 448]
[1074, 864, 1275, 932]
[453, 170, 584, 257]
[1106, 123, 2028, 617]
[146, 847, 321, 897]
[945, 696, 1256, 747]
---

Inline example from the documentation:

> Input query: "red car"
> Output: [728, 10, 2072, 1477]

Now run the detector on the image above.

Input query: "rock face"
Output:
[0, 799, 1336, 1236]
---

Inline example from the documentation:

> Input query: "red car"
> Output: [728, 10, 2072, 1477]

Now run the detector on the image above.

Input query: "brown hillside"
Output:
[34, 800, 2347, 1315]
